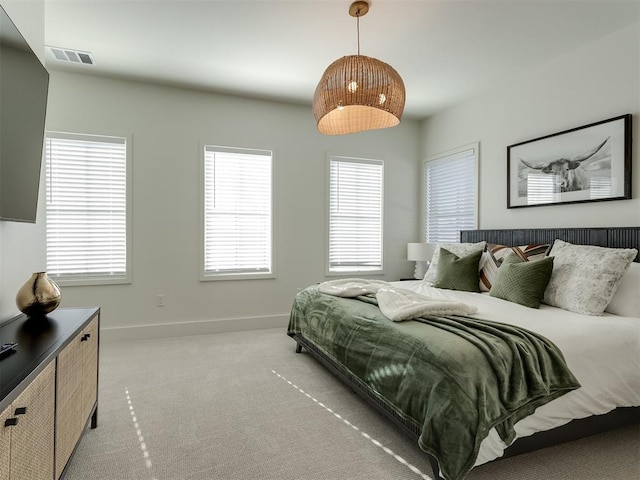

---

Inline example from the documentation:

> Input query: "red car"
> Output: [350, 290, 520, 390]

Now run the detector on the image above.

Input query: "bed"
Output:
[287, 227, 640, 480]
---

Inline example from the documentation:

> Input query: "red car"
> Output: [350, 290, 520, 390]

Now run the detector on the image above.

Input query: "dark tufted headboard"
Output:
[460, 227, 640, 262]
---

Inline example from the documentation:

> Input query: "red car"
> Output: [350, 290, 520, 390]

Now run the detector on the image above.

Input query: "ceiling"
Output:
[43, 0, 640, 120]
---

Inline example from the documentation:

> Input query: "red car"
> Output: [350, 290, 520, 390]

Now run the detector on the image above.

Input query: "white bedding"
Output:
[391, 280, 640, 467]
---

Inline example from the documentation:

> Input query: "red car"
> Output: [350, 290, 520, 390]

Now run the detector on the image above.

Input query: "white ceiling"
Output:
[43, 0, 640, 120]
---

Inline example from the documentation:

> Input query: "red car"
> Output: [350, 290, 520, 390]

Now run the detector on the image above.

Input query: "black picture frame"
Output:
[507, 114, 632, 208]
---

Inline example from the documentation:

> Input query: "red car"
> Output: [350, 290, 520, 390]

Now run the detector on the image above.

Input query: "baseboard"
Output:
[100, 314, 289, 342]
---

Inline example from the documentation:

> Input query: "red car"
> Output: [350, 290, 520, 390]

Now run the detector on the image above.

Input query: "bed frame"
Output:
[291, 226, 640, 480]
[461, 227, 640, 262]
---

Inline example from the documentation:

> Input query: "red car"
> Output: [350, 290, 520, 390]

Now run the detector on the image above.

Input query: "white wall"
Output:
[6, 7, 636, 338]
[420, 22, 640, 230]
[0, 0, 47, 322]
[45, 72, 420, 339]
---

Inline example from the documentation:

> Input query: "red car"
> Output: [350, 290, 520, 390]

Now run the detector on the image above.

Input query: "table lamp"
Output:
[407, 243, 435, 280]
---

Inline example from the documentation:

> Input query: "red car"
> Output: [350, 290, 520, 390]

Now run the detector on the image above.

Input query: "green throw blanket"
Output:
[287, 286, 581, 480]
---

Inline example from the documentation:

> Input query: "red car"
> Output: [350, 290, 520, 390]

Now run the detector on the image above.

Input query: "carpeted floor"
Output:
[63, 328, 639, 480]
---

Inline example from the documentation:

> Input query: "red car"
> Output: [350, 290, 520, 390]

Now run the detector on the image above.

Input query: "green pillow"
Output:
[433, 248, 482, 292]
[489, 254, 554, 308]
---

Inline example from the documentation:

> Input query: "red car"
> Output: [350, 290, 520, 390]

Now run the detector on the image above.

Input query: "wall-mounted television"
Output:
[0, 4, 49, 223]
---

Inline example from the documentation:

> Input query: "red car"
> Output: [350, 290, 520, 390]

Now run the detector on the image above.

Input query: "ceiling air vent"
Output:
[47, 46, 95, 65]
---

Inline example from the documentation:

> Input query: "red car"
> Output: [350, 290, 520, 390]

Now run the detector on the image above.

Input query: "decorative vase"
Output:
[16, 272, 61, 317]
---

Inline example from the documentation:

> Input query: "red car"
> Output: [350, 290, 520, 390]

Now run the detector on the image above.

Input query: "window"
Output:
[45, 132, 131, 285]
[328, 156, 384, 274]
[424, 144, 478, 243]
[527, 173, 556, 205]
[201, 145, 273, 280]
[526, 173, 612, 204]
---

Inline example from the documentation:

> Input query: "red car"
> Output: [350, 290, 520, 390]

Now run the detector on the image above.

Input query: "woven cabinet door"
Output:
[9, 362, 55, 480]
[0, 403, 11, 480]
[55, 333, 84, 480]
[80, 318, 99, 424]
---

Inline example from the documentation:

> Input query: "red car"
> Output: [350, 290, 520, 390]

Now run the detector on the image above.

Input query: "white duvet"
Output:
[390, 280, 640, 467]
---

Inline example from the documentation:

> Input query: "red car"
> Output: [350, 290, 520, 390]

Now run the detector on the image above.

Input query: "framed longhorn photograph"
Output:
[507, 114, 632, 208]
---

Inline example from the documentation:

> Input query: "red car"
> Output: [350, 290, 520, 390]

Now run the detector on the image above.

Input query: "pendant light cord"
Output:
[356, 14, 360, 55]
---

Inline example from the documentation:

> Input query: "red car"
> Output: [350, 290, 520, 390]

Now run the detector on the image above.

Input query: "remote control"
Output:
[0, 342, 18, 357]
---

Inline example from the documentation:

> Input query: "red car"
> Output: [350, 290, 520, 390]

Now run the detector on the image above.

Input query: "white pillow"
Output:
[544, 240, 638, 315]
[605, 262, 640, 318]
[423, 242, 486, 284]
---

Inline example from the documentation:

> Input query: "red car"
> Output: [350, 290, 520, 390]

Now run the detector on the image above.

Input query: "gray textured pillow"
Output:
[433, 248, 482, 292]
[543, 240, 638, 315]
[423, 241, 486, 284]
[489, 254, 554, 308]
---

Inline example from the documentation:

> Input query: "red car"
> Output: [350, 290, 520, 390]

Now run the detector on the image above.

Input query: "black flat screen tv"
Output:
[0, 4, 49, 223]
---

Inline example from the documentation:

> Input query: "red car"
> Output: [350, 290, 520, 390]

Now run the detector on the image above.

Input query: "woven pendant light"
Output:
[313, 1, 405, 135]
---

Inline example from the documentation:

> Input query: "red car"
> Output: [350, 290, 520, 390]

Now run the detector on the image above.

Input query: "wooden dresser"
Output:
[0, 307, 100, 480]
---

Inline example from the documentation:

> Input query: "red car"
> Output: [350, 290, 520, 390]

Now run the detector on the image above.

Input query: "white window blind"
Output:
[203, 146, 272, 278]
[424, 147, 477, 243]
[328, 156, 383, 273]
[527, 173, 556, 205]
[589, 176, 611, 199]
[45, 133, 129, 284]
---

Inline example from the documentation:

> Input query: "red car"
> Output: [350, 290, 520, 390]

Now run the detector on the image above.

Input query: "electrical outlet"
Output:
[156, 294, 165, 307]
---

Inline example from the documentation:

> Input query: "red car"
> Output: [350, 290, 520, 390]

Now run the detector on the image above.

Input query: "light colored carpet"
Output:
[63, 328, 639, 480]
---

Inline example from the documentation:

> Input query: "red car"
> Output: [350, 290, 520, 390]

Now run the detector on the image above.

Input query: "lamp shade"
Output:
[407, 243, 435, 262]
[313, 55, 405, 135]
